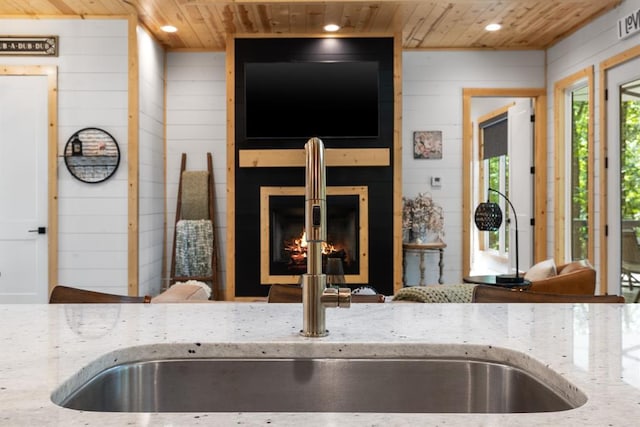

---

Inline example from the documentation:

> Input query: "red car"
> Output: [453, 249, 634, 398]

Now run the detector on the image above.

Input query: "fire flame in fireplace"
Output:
[285, 230, 340, 265]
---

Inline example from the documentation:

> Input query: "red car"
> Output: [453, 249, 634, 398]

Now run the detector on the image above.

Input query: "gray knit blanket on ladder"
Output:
[175, 219, 213, 277]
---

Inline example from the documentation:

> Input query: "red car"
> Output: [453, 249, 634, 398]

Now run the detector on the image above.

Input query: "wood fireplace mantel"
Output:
[239, 148, 390, 168]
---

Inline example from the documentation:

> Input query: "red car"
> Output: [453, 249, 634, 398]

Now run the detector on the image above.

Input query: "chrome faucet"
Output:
[301, 137, 350, 337]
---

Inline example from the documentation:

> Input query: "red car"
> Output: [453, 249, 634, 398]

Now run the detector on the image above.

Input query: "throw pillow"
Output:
[151, 280, 211, 303]
[524, 258, 557, 281]
[559, 260, 590, 274]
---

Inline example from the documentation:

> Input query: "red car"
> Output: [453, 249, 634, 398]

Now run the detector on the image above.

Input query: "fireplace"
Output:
[260, 186, 368, 285]
[231, 37, 397, 299]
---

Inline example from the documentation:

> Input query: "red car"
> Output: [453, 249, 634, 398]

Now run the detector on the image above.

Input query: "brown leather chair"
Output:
[49, 285, 151, 303]
[621, 229, 640, 290]
[267, 284, 385, 303]
[527, 260, 596, 295]
[472, 285, 624, 303]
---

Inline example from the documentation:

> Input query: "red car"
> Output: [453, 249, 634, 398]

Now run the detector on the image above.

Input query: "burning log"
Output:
[284, 229, 350, 268]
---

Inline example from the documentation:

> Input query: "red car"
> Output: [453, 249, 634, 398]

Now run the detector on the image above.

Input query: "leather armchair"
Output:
[527, 260, 596, 295]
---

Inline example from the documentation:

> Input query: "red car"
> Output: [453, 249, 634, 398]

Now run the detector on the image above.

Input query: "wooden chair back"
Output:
[267, 284, 385, 303]
[49, 285, 151, 304]
[472, 285, 625, 303]
[622, 229, 640, 264]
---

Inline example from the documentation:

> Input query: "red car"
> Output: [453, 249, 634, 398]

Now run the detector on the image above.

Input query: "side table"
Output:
[402, 241, 446, 286]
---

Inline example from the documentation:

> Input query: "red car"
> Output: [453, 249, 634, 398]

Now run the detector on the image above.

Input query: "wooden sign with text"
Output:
[618, 8, 640, 40]
[0, 36, 58, 56]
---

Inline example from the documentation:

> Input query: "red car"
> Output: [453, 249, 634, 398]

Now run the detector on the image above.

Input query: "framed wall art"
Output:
[413, 131, 443, 159]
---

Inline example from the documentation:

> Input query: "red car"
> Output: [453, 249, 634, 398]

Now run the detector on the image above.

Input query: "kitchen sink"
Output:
[54, 356, 585, 413]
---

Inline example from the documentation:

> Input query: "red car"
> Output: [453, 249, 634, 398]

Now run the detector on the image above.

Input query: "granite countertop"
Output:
[1, 302, 640, 425]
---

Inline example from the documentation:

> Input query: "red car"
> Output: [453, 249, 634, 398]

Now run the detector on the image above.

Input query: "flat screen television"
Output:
[244, 61, 379, 139]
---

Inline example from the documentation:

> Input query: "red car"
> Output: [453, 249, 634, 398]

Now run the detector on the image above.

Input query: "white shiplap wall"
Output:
[546, 0, 640, 292]
[402, 50, 545, 285]
[0, 18, 130, 295]
[165, 52, 227, 294]
[137, 27, 165, 297]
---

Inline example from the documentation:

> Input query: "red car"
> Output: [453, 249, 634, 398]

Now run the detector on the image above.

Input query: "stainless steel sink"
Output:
[54, 357, 584, 413]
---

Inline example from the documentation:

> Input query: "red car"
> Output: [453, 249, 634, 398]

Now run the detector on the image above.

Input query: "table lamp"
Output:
[474, 188, 523, 284]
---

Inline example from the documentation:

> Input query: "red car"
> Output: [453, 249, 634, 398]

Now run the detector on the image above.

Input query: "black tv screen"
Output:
[244, 61, 379, 139]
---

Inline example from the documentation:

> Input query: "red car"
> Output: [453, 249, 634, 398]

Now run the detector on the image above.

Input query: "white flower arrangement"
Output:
[402, 192, 445, 243]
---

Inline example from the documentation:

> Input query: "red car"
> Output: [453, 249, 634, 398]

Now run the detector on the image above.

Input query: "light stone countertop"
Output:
[1, 302, 640, 426]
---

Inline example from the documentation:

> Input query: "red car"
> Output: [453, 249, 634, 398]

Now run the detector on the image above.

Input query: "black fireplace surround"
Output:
[234, 37, 395, 297]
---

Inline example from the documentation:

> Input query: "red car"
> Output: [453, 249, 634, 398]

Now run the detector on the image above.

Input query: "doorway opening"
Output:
[462, 88, 547, 278]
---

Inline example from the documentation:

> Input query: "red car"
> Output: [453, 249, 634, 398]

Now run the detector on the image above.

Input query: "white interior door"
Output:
[508, 99, 534, 272]
[607, 57, 640, 296]
[0, 75, 49, 303]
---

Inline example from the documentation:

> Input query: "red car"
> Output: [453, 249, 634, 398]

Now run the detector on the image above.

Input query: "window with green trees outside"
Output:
[571, 86, 588, 261]
[621, 80, 640, 238]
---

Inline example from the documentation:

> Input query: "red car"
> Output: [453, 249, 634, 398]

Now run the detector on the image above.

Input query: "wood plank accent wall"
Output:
[0, 0, 620, 51]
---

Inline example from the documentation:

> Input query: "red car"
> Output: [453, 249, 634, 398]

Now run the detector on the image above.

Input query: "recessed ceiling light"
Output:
[161, 25, 178, 33]
[324, 24, 340, 32]
[485, 23, 502, 32]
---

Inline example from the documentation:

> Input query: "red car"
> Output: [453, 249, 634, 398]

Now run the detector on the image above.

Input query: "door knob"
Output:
[28, 227, 47, 234]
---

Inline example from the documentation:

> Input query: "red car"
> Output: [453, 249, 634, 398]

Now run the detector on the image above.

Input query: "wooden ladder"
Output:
[169, 153, 219, 299]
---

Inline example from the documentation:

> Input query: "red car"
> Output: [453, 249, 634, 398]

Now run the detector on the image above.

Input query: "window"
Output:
[553, 67, 594, 264]
[481, 113, 510, 257]
[569, 85, 589, 260]
[620, 79, 640, 234]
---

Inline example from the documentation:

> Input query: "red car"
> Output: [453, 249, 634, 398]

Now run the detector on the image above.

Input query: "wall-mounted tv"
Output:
[244, 61, 379, 139]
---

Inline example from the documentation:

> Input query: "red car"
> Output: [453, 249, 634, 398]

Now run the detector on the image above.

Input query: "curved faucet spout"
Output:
[304, 137, 326, 276]
[301, 137, 350, 338]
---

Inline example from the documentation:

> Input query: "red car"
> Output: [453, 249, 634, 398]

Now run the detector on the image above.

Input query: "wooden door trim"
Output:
[127, 15, 140, 296]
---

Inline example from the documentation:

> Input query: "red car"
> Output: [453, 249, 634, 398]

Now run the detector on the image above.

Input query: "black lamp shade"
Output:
[474, 202, 503, 231]
[474, 188, 523, 283]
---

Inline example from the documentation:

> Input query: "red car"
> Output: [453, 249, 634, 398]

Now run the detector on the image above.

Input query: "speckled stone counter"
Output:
[1, 302, 640, 426]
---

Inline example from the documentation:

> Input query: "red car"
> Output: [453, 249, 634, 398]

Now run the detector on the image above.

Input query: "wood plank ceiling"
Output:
[0, 0, 622, 51]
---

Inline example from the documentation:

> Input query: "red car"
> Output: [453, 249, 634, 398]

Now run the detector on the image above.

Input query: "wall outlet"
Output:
[431, 176, 442, 187]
